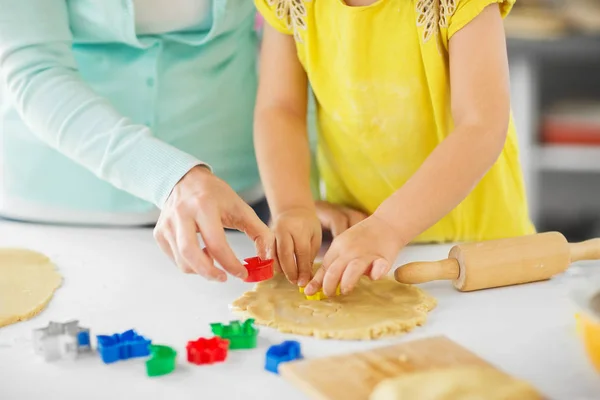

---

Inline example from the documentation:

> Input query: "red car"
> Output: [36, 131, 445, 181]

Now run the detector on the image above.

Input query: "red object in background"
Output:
[542, 102, 600, 145]
[543, 119, 600, 145]
[186, 337, 230, 365]
[243, 257, 274, 282]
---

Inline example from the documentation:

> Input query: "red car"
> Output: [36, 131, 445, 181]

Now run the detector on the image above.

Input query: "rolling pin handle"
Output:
[394, 258, 460, 284]
[569, 238, 600, 262]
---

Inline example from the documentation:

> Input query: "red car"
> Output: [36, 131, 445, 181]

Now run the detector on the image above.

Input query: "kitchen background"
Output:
[1, 0, 600, 241]
[506, 0, 600, 240]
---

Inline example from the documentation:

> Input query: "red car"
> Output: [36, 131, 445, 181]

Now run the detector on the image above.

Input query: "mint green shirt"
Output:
[0, 0, 259, 216]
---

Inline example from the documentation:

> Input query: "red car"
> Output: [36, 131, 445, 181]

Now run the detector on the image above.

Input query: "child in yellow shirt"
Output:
[253, 0, 535, 297]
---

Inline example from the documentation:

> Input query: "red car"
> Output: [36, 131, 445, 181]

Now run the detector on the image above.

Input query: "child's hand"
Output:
[315, 201, 368, 237]
[304, 215, 403, 297]
[272, 207, 322, 287]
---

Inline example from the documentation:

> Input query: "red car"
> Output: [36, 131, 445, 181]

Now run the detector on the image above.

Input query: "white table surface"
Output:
[1, 219, 599, 400]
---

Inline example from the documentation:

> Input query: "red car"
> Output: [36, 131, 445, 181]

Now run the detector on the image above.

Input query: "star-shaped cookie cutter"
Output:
[299, 286, 341, 300]
[33, 320, 91, 362]
[186, 336, 230, 365]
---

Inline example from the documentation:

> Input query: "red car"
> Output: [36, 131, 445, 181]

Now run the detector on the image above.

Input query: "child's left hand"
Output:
[303, 214, 404, 297]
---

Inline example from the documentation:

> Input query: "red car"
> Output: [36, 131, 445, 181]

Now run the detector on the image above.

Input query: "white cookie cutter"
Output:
[33, 320, 91, 361]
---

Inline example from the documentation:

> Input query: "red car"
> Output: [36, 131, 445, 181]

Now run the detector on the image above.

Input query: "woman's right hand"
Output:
[154, 166, 274, 282]
[272, 207, 322, 287]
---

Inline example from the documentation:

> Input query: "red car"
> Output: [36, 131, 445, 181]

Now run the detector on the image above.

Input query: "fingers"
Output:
[293, 233, 313, 287]
[322, 242, 338, 270]
[174, 215, 226, 281]
[317, 202, 368, 237]
[272, 246, 283, 273]
[328, 215, 349, 237]
[304, 263, 326, 296]
[304, 231, 322, 282]
[321, 259, 346, 297]
[318, 258, 373, 296]
[202, 247, 215, 264]
[163, 231, 195, 274]
[316, 202, 348, 237]
[306, 256, 386, 296]
[369, 258, 390, 280]
[195, 203, 248, 280]
[276, 233, 298, 284]
[322, 212, 349, 237]
[154, 219, 203, 275]
[153, 224, 174, 261]
[340, 259, 371, 294]
[236, 203, 274, 260]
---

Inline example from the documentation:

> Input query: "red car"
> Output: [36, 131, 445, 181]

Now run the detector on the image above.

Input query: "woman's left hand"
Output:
[303, 214, 405, 297]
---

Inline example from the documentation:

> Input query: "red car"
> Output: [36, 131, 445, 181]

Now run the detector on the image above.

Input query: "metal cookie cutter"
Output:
[33, 320, 91, 362]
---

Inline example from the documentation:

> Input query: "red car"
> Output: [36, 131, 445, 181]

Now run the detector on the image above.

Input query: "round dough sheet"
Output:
[0, 248, 62, 328]
[370, 367, 543, 400]
[232, 271, 436, 340]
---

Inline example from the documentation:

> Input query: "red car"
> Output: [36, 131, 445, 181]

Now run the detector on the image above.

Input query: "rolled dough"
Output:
[370, 367, 542, 400]
[0, 249, 62, 328]
[232, 270, 436, 340]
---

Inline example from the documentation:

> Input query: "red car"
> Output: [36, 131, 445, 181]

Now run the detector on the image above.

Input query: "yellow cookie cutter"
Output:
[299, 286, 341, 301]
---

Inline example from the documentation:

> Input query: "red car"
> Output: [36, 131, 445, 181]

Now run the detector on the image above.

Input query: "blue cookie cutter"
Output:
[96, 329, 151, 364]
[265, 340, 303, 374]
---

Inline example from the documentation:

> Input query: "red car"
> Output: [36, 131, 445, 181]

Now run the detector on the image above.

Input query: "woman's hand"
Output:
[272, 207, 322, 287]
[154, 166, 274, 281]
[304, 214, 404, 297]
[316, 201, 368, 237]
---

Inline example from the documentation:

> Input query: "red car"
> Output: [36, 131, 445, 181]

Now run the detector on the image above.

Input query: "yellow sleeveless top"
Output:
[255, 0, 535, 243]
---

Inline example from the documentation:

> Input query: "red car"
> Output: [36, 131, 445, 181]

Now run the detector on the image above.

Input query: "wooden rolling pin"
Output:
[394, 232, 600, 292]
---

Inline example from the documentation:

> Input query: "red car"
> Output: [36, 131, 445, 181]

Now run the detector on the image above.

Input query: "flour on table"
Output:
[231, 267, 436, 340]
[370, 367, 543, 400]
[0, 249, 62, 328]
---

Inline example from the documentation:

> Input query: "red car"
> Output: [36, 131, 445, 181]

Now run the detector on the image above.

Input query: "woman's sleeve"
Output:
[0, 0, 204, 208]
[447, 0, 515, 40]
[254, 0, 294, 35]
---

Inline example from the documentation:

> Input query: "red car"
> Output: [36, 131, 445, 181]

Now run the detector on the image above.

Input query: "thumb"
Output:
[238, 204, 275, 260]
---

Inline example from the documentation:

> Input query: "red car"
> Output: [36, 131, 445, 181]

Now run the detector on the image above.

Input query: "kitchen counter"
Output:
[0, 219, 599, 400]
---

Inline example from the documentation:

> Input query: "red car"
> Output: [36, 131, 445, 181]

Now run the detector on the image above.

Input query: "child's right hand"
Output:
[272, 207, 322, 287]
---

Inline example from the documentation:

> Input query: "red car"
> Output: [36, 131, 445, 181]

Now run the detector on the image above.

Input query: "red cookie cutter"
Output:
[243, 257, 274, 282]
[186, 337, 230, 365]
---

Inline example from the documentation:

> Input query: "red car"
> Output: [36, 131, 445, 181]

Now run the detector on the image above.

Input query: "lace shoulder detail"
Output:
[267, 0, 312, 43]
[415, 0, 457, 43]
